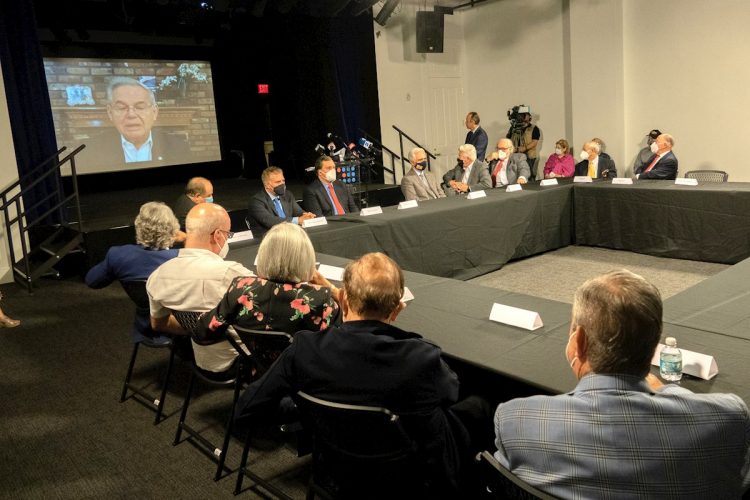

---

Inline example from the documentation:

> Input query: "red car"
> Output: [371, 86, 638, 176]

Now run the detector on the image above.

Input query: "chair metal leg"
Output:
[234, 432, 253, 495]
[174, 369, 196, 446]
[214, 376, 243, 481]
[154, 343, 176, 425]
[120, 342, 140, 402]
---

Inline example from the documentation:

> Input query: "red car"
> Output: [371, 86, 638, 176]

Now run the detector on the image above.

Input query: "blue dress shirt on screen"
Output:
[121, 132, 153, 162]
[494, 373, 750, 499]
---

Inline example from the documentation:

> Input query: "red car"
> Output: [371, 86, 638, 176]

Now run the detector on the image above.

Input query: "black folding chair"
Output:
[295, 391, 428, 499]
[119, 280, 177, 425]
[475, 451, 558, 500]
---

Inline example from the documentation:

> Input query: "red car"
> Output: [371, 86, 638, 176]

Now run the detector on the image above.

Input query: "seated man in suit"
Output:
[634, 133, 678, 180]
[303, 155, 359, 216]
[574, 141, 617, 179]
[464, 111, 489, 163]
[173, 177, 213, 229]
[494, 269, 750, 499]
[401, 147, 446, 201]
[247, 166, 315, 237]
[442, 144, 492, 196]
[486, 138, 530, 187]
[235, 252, 467, 496]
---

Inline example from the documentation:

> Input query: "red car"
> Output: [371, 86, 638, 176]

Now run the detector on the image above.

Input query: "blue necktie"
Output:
[273, 197, 286, 218]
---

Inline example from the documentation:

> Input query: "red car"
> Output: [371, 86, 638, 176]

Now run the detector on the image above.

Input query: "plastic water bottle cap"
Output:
[665, 337, 677, 347]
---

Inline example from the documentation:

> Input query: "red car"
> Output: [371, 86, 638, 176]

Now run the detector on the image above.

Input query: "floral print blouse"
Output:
[194, 275, 339, 345]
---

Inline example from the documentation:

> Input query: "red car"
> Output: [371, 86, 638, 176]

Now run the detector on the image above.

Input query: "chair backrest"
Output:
[172, 310, 202, 332]
[684, 170, 729, 182]
[232, 327, 293, 374]
[476, 451, 558, 500]
[119, 280, 149, 312]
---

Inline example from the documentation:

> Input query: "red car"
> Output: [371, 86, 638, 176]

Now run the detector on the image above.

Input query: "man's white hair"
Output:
[459, 144, 477, 161]
[408, 147, 426, 163]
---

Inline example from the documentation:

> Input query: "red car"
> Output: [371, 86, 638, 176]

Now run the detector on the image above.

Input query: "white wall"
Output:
[0, 59, 20, 283]
[375, 0, 750, 181]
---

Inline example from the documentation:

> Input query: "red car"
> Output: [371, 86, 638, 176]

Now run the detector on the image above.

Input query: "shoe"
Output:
[0, 316, 20, 328]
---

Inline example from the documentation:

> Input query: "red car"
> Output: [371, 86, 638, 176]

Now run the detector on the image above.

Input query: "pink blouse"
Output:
[544, 154, 575, 177]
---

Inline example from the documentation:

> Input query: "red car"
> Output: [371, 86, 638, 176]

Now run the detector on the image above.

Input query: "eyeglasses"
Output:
[109, 102, 155, 116]
[214, 229, 234, 239]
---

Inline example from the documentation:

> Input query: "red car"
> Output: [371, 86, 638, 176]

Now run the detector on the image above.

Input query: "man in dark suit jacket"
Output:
[443, 144, 492, 195]
[634, 133, 678, 180]
[303, 155, 359, 216]
[464, 111, 489, 163]
[574, 141, 617, 179]
[247, 167, 315, 237]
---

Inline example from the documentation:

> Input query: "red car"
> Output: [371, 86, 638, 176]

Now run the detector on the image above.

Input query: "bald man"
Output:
[634, 133, 678, 180]
[486, 138, 530, 187]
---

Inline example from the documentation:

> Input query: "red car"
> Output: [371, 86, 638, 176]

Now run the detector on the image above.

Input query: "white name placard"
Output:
[398, 200, 419, 210]
[650, 344, 718, 380]
[401, 286, 414, 303]
[228, 230, 254, 244]
[540, 179, 559, 186]
[505, 184, 523, 193]
[467, 190, 487, 199]
[612, 177, 633, 185]
[573, 176, 593, 183]
[675, 178, 699, 186]
[360, 206, 383, 216]
[489, 303, 543, 331]
[317, 264, 344, 282]
[303, 217, 328, 228]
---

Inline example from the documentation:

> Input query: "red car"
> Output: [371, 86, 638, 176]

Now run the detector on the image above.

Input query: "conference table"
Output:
[228, 179, 750, 402]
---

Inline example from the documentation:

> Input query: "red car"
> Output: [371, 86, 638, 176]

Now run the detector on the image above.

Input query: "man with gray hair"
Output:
[400, 147, 445, 201]
[442, 144, 492, 195]
[147, 202, 252, 374]
[246, 166, 316, 237]
[574, 140, 617, 178]
[494, 269, 750, 498]
[486, 138, 530, 187]
[634, 133, 678, 180]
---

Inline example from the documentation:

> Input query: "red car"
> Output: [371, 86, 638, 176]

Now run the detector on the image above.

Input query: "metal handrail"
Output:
[392, 125, 437, 177]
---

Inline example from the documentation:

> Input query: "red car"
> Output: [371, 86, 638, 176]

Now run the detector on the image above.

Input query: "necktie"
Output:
[492, 160, 504, 187]
[326, 183, 345, 215]
[273, 197, 286, 218]
[420, 174, 435, 199]
[588, 160, 596, 178]
[644, 154, 660, 173]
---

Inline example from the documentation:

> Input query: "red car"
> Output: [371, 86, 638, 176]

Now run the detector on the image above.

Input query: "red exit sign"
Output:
[257, 84, 269, 94]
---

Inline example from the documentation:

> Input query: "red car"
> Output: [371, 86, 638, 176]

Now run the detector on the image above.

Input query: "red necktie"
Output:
[491, 160, 504, 188]
[644, 154, 660, 173]
[326, 183, 345, 215]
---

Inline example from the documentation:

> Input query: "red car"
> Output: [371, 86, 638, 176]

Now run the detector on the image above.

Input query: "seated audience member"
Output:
[486, 138, 529, 187]
[246, 167, 315, 237]
[633, 128, 661, 173]
[147, 203, 253, 375]
[400, 147, 446, 201]
[442, 144, 492, 195]
[574, 141, 616, 179]
[494, 269, 750, 499]
[235, 252, 468, 496]
[302, 155, 359, 216]
[634, 133, 678, 180]
[591, 137, 611, 159]
[543, 139, 575, 178]
[86, 201, 179, 342]
[194, 222, 339, 347]
[173, 176, 213, 229]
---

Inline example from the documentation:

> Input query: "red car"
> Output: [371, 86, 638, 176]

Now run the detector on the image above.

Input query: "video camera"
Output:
[507, 104, 531, 132]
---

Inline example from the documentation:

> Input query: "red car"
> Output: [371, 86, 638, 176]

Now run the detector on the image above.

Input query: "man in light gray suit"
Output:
[442, 144, 492, 196]
[486, 138, 530, 187]
[401, 147, 446, 201]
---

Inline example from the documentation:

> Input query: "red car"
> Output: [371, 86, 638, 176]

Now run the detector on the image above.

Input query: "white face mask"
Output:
[650, 142, 659, 154]
[324, 169, 337, 183]
[218, 241, 229, 259]
[579, 150, 589, 160]
[497, 150, 508, 160]
[555, 148, 563, 155]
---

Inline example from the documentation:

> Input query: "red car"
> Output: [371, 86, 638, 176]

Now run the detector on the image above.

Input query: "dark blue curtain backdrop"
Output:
[0, 0, 62, 224]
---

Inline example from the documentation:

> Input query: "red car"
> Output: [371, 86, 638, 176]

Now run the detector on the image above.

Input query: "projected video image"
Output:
[44, 58, 221, 174]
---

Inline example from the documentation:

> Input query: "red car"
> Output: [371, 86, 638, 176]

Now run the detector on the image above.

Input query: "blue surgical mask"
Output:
[204, 196, 214, 203]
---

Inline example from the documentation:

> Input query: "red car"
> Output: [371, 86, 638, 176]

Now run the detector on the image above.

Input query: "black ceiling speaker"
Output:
[374, 0, 400, 26]
[416, 11, 444, 53]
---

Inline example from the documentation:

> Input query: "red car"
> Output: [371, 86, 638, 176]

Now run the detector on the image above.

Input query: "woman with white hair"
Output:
[195, 222, 340, 345]
[86, 201, 180, 341]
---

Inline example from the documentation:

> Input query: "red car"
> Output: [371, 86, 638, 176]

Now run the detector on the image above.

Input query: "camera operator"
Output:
[505, 105, 541, 181]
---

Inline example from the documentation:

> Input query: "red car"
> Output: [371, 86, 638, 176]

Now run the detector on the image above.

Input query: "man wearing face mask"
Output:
[400, 147, 446, 201]
[573, 141, 617, 179]
[173, 176, 214, 232]
[303, 155, 359, 216]
[486, 138, 530, 187]
[633, 129, 661, 173]
[247, 166, 315, 237]
[634, 133, 678, 180]
[493, 269, 750, 499]
[147, 203, 253, 375]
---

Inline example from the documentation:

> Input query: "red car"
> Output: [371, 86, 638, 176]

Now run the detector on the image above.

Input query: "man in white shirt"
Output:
[147, 202, 253, 373]
[486, 138, 530, 187]
[442, 144, 492, 195]
[400, 147, 446, 201]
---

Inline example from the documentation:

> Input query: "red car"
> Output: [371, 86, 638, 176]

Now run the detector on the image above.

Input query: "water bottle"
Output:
[660, 337, 682, 382]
